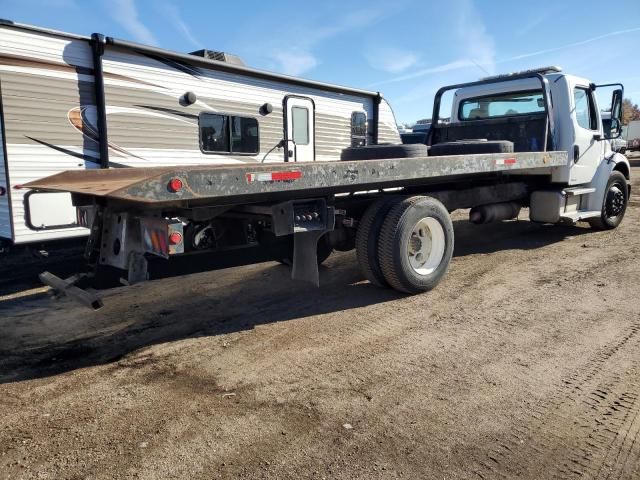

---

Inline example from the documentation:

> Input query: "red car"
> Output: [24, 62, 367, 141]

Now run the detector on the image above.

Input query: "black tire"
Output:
[378, 196, 454, 294]
[400, 132, 428, 145]
[341, 144, 429, 161]
[355, 196, 402, 287]
[588, 171, 629, 230]
[429, 140, 513, 157]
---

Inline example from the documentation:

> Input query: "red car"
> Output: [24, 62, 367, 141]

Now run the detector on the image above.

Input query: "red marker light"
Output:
[168, 178, 183, 193]
[169, 231, 183, 245]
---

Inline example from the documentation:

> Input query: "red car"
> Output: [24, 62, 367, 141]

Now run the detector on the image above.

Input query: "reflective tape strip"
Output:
[246, 171, 303, 183]
[495, 158, 517, 165]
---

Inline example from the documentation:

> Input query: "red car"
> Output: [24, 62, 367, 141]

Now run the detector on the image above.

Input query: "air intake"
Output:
[189, 49, 245, 66]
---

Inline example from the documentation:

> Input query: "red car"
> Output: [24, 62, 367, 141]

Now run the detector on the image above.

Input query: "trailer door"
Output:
[285, 96, 315, 162]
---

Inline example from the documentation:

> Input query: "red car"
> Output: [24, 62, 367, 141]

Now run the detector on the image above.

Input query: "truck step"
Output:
[563, 187, 596, 196]
[560, 210, 601, 223]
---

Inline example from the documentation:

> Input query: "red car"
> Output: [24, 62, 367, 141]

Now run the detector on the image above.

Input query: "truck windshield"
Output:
[459, 90, 545, 121]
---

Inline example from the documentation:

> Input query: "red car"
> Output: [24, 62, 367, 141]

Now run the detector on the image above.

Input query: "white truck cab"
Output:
[430, 67, 630, 228]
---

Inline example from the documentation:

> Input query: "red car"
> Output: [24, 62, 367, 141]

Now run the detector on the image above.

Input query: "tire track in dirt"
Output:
[2, 182, 640, 479]
[474, 320, 640, 479]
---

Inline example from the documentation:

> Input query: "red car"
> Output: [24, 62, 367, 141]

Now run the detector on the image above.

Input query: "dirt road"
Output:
[1, 165, 640, 479]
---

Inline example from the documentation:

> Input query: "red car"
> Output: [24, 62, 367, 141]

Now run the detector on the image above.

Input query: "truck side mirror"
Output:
[611, 88, 623, 123]
[610, 118, 621, 138]
[611, 89, 623, 139]
[594, 83, 624, 140]
[603, 118, 621, 140]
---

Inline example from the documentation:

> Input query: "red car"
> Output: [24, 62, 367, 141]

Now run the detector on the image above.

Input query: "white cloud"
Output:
[516, 5, 565, 37]
[375, 10, 640, 92]
[264, 7, 387, 76]
[271, 50, 319, 76]
[371, 0, 495, 87]
[109, 0, 158, 46]
[455, 0, 496, 74]
[161, 3, 201, 49]
[372, 59, 476, 86]
[366, 47, 420, 74]
[39, 0, 76, 6]
[502, 26, 640, 63]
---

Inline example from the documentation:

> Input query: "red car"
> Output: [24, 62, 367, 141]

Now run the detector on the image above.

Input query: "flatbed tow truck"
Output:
[24, 68, 630, 308]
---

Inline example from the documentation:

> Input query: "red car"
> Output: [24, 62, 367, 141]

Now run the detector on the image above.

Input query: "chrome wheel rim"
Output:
[407, 217, 446, 275]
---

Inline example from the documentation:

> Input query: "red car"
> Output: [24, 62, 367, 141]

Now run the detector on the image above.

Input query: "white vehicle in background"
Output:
[602, 111, 627, 153]
[626, 120, 640, 152]
[611, 136, 628, 154]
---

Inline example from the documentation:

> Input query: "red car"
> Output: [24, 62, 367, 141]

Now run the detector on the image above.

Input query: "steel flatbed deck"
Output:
[25, 151, 567, 207]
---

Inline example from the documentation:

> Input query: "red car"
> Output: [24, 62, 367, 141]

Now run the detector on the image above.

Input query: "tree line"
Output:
[623, 98, 640, 124]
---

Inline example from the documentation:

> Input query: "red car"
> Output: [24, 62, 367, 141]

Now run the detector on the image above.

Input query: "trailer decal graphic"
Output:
[246, 171, 303, 183]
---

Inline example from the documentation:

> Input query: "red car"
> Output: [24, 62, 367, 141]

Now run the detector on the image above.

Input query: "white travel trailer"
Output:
[0, 19, 400, 248]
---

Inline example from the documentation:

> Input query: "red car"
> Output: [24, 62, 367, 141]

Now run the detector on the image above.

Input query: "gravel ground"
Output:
[1, 164, 640, 479]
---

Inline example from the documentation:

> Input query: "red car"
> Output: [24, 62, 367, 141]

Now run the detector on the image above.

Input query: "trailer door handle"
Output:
[573, 145, 580, 163]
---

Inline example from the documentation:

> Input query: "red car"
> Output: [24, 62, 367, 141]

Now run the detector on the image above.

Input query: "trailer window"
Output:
[231, 116, 259, 153]
[574, 87, 598, 131]
[458, 90, 545, 121]
[351, 111, 367, 147]
[200, 113, 230, 153]
[200, 113, 259, 154]
[291, 106, 309, 145]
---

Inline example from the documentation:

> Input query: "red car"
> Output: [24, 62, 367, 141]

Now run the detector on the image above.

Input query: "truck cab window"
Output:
[292, 106, 309, 145]
[574, 87, 598, 131]
[351, 111, 367, 147]
[458, 90, 545, 121]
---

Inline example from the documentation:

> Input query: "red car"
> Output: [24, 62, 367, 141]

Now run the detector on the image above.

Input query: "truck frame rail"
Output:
[25, 152, 568, 207]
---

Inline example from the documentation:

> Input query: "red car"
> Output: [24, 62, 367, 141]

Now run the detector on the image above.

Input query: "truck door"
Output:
[284, 96, 315, 162]
[570, 84, 603, 184]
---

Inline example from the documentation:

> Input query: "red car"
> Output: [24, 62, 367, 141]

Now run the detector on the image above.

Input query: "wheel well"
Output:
[613, 162, 630, 180]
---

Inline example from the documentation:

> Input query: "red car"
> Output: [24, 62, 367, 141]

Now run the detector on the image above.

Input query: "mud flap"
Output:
[126, 251, 148, 285]
[291, 230, 327, 286]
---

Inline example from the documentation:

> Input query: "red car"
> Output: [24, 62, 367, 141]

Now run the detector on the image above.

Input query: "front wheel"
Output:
[589, 171, 629, 230]
[377, 196, 454, 294]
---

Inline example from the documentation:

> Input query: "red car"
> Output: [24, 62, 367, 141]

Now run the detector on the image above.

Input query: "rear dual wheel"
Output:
[356, 196, 454, 293]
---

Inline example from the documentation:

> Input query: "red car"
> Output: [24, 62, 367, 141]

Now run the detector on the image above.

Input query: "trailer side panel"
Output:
[0, 26, 95, 243]
[99, 45, 380, 165]
[0, 77, 11, 241]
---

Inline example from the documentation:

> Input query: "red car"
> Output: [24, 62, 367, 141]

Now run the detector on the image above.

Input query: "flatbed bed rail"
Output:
[25, 151, 568, 207]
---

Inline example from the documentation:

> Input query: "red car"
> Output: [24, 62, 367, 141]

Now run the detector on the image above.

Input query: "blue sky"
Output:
[2, 0, 640, 124]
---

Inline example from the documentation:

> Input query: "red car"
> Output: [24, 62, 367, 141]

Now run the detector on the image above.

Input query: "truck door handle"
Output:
[573, 145, 580, 163]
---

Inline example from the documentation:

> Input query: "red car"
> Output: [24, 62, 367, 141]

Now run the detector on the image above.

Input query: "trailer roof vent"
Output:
[189, 49, 245, 66]
[480, 66, 562, 81]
